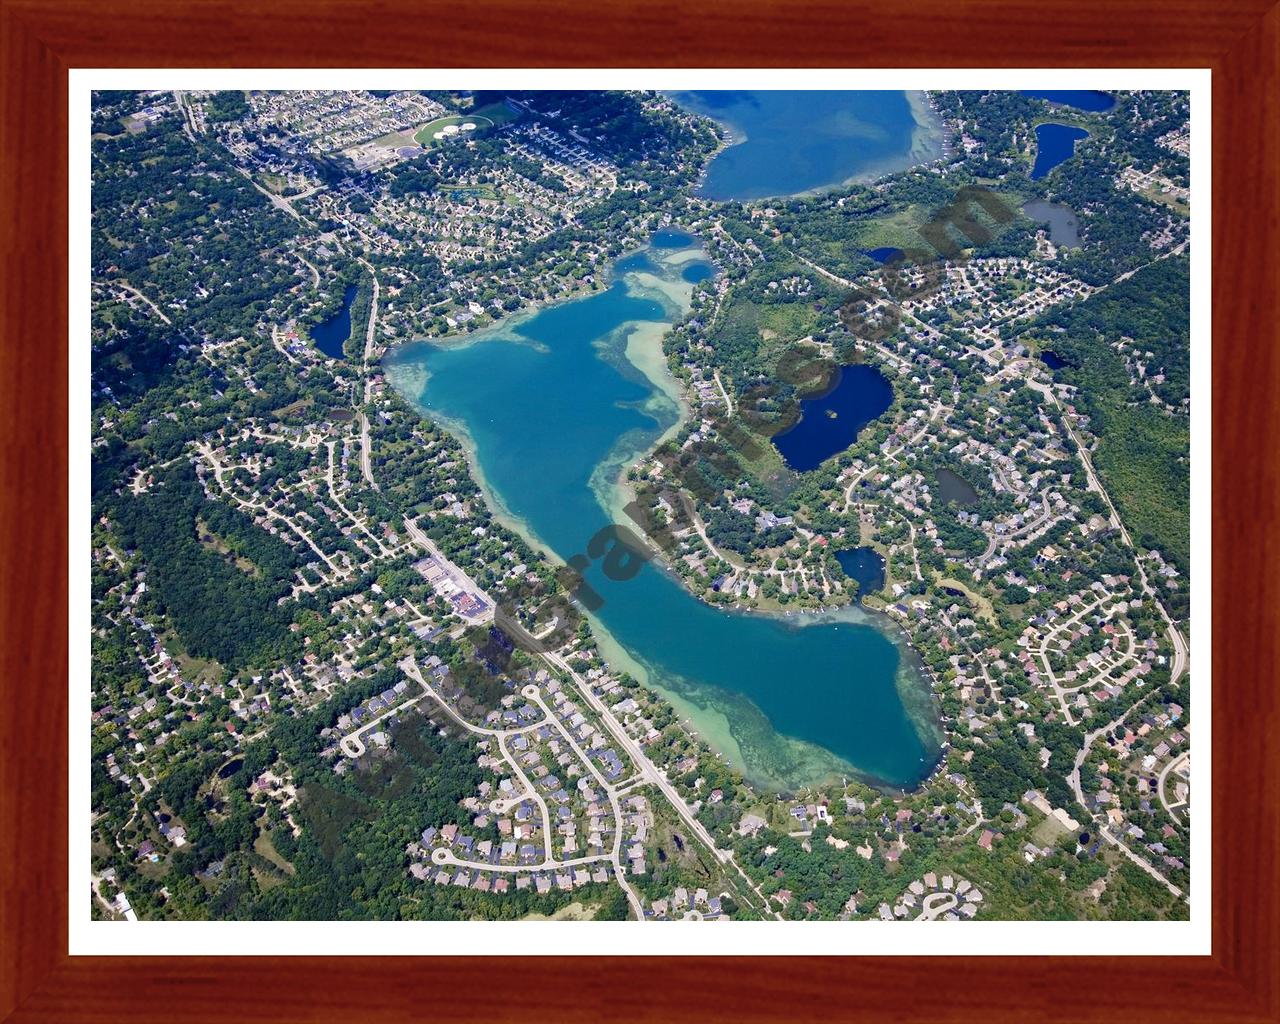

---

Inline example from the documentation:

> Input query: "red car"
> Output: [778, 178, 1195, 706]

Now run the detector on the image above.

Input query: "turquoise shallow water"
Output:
[384, 241, 941, 789]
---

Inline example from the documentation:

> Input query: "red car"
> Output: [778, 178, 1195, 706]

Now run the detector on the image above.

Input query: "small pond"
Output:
[311, 283, 357, 360]
[772, 364, 894, 473]
[1030, 123, 1089, 180]
[933, 468, 979, 506]
[835, 546, 886, 601]
[866, 247, 905, 264]
[1021, 199, 1081, 248]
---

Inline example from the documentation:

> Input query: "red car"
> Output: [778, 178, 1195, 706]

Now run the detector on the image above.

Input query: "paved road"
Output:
[399, 658, 646, 919]
[198, 442, 343, 577]
[400, 517, 494, 625]
[1102, 826, 1184, 900]
[1034, 594, 1135, 726]
[1157, 751, 1190, 823]
[361, 265, 381, 364]
[172, 90, 198, 142]
[543, 650, 724, 860]
[976, 487, 1056, 568]
[271, 323, 299, 365]
[101, 280, 172, 325]
[1022, 371, 1191, 904]
[914, 891, 958, 921]
[358, 410, 377, 490]
[713, 371, 734, 416]
[1028, 376, 1189, 686]
[1068, 691, 1146, 809]
[246, 175, 305, 222]
[357, 260, 381, 489]
[324, 441, 393, 556]
[542, 647, 778, 918]
[298, 253, 321, 288]
[792, 252, 855, 288]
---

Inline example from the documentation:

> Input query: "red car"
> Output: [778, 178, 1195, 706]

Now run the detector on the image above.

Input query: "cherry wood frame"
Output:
[2, 1, 1276, 1020]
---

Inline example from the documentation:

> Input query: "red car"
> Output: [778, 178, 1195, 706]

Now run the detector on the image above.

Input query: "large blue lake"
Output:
[669, 91, 941, 201]
[1021, 90, 1115, 112]
[385, 237, 941, 790]
[1031, 123, 1090, 179]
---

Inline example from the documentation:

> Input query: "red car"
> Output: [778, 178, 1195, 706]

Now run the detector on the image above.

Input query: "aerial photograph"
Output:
[88, 85, 1192, 925]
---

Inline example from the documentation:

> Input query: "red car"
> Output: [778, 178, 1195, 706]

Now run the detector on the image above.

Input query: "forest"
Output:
[1028, 257, 1191, 575]
[91, 116, 300, 340]
[205, 90, 250, 124]
[107, 463, 301, 669]
[508, 90, 719, 174]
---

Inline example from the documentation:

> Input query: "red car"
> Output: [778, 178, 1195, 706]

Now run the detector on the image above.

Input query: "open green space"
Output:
[440, 183, 500, 201]
[470, 101, 520, 126]
[414, 114, 495, 148]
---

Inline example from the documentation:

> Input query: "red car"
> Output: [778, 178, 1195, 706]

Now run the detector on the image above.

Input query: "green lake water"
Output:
[384, 238, 942, 790]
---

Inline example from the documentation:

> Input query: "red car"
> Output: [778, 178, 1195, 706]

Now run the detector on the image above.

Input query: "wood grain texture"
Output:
[0, 0, 1276, 1020]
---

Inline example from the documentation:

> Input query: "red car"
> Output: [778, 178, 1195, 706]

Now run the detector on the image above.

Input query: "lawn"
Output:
[470, 100, 520, 126]
[936, 576, 996, 625]
[440, 183, 500, 201]
[520, 901, 599, 921]
[370, 128, 420, 149]
[414, 114, 495, 148]
[1031, 810, 1073, 848]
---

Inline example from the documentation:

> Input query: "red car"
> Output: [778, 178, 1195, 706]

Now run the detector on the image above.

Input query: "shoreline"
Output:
[806, 89, 948, 195]
[385, 235, 944, 793]
[381, 356, 562, 567]
[676, 89, 949, 203]
[378, 234, 655, 360]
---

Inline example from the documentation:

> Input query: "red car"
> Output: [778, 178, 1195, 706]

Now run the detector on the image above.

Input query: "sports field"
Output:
[413, 114, 494, 147]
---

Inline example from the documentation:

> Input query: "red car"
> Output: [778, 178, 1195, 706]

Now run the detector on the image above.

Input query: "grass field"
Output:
[520, 901, 599, 921]
[859, 189, 1030, 256]
[936, 576, 996, 625]
[370, 127, 420, 149]
[258, 172, 288, 194]
[470, 100, 520, 126]
[271, 396, 314, 418]
[1031, 810, 1072, 848]
[440, 183, 500, 201]
[757, 302, 821, 344]
[165, 631, 225, 685]
[1137, 184, 1190, 216]
[856, 205, 934, 251]
[414, 114, 495, 148]
[254, 831, 293, 869]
